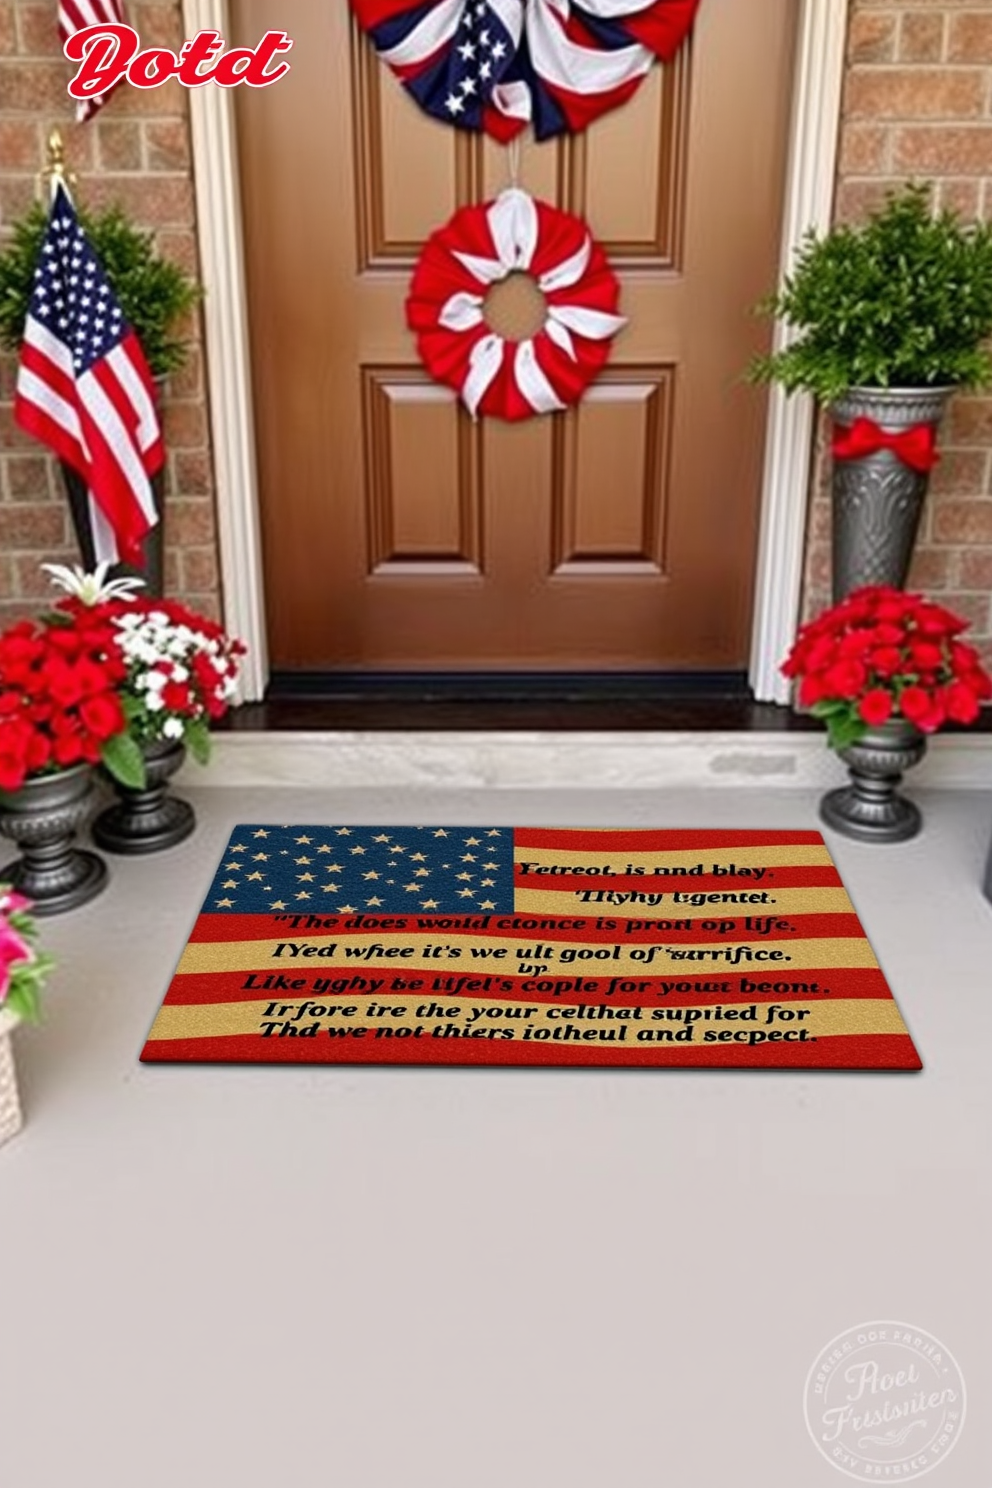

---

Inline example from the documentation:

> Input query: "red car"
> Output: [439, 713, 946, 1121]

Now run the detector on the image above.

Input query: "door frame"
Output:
[183, 0, 848, 704]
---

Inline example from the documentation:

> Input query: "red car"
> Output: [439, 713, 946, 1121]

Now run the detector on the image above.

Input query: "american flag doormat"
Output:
[140, 827, 922, 1071]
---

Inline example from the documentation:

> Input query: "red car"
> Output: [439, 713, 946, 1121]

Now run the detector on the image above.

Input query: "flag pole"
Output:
[40, 128, 77, 199]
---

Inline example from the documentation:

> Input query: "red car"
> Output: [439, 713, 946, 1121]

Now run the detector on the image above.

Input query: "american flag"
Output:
[59, 0, 128, 122]
[14, 181, 162, 568]
[351, 0, 702, 141]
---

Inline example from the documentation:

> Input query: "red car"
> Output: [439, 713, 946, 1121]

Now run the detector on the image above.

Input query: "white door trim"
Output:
[184, 0, 846, 704]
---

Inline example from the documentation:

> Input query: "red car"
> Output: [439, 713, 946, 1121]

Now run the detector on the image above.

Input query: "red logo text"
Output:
[64, 25, 294, 99]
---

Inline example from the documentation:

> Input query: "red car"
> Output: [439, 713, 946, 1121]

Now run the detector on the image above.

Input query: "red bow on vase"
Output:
[831, 416, 940, 473]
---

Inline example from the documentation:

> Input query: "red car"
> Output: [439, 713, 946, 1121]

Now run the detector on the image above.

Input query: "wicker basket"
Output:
[0, 1007, 23, 1146]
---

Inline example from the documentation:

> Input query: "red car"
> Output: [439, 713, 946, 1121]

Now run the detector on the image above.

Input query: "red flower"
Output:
[870, 646, 903, 679]
[899, 685, 946, 732]
[79, 693, 126, 742]
[858, 689, 893, 726]
[823, 659, 867, 700]
[944, 681, 982, 725]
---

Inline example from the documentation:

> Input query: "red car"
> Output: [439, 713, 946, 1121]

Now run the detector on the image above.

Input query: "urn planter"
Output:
[0, 763, 107, 914]
[830, 385, 953, 602]
[93, 738, 195, 854]
[819, 720, 927, 844]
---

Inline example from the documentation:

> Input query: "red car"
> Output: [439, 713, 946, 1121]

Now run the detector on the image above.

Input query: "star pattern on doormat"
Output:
[206, 825, 514, 914]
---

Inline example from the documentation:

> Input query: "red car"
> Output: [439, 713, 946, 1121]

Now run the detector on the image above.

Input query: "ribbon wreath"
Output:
[350, 0, 702, 140]
[407, 187, 626, 419]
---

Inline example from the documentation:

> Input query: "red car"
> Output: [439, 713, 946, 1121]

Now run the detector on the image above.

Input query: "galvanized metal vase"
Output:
[830, 386, 953, 601]
[0, 762, 107, 914]
[92, 738, 195, 854]
[820, 719, 927, 843]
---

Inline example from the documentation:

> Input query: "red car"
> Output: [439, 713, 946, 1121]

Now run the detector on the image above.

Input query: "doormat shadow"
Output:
[141, 827, 922, 1071]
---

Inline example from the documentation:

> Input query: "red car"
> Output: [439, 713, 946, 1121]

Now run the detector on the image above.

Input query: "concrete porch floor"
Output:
[2, 759, 991, 1488]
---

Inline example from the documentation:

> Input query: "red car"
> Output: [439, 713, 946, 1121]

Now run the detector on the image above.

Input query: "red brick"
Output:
[3, 455, 52, 502]
[838, 123, 890, 175]
[834, 178, 904, 224]
[129, 4, 185, 50]
[0, 121, 41, 172]
[948, 12, 992, 64]
[0, 505, 66, 547]
[906, 546, 953, 589]
[0, 3, 14, 54]
[848, 11, 898, 64]
[14, 550, 77, 597]
[899, 12, 946, 63]
[81, 173, 194, 229]
[845, 68, 986, 120]
[938, 590, 991, 631]
[154, 229, 201, 277]
[145, 120, 190, 172]
[933, 500, 992, 543]
[959, 549, 992, 588]
[180, 546, 219, 594]
[162, 400, 207, 448]
[935, 177, 983, 219]
[17, 3, 67, 57]
[0, 177, 38, 223]
[929, 448, 990, 496]
[97, 122, 144, 172]
[173, 448, 212, 495]
[946, 397, 992, 443]
[894, 124, 992, 174]
[167, 498, 216, 546]
[0, 61, 78, 112]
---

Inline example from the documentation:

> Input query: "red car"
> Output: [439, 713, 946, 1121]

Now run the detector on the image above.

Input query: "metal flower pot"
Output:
[819, 719, 927, 843]
[92, 738, 195, 854]
[830, 385, 954, 601]
[0, 763, 107, 914]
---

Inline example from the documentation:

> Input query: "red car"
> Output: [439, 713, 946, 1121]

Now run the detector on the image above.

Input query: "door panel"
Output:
[232, 0, 797, 671]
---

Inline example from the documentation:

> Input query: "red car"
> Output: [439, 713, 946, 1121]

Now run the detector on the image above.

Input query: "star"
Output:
[480, 900, 497, 910]
[491, 38, 507, 59]
[404, 883, 421, 893]
[414, 868, 430, 878]
[215, 898, 235, 908]
[295, 891, 312, 901]
[421, 899, 440, 910]
[362, 870, 380, 881]
[253, 853, 269, 861]
[481, 878, 495, 887]
[317, 845, 333, 854]
[433, 829, 449, 837]
[461, 853, 477, 862]
[247, 872, 264, 882]
[366, 896, 384, 907]
[253, 829, 269, 838]
[222, 879, 238, 889]
[458, 40, 476, 61]
[325, 864, 343, 874]
[270, 900, 287, 910]
[388, 845, 406, 854]
[464, 837, 481, 845]
[350, 845, 367, 855]
[410, 852, 427, 862]
[322, 884, 339, 893]
[297, 873, 315, 883]
[339, 905, 357, 914]
[457, 888, 475, 899]
[335, 828, 353, 836]
[373, 834, 391, 843]
[295, 855, 312, 864]
[295, 835, 312, 844]
[456, 872, 473, 882]
[483, 862, 499, 871]
[230, 844, 247, 853]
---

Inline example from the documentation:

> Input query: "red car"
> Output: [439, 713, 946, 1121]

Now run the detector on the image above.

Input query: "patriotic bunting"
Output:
[406, 187, 625, 419]
[350, 0, 702, 140]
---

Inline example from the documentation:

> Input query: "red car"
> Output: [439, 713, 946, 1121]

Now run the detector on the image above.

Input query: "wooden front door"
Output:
[232, 0, 797, 672]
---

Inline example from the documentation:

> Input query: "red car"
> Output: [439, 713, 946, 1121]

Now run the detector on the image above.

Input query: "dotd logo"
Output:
[64, 25, 293, 100]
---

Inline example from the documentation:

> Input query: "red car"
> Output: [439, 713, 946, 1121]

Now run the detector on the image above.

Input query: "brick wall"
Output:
[803, 0, 992, 674]
[0, 0, 220, 627]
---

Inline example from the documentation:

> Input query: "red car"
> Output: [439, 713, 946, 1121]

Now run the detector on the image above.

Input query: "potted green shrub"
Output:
[749, 182, 992, 600]
[0, 199, 202, 593]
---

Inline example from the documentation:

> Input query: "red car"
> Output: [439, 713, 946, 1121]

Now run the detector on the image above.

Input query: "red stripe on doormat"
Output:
[140, 1031, 922, 1070]
[514, 828, 827, 851]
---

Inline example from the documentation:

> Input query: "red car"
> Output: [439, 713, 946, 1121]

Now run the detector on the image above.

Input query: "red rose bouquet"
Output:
[783, 585, 992, 750]
[0, 886, 53, 1024]
[0, 601, 130, 793]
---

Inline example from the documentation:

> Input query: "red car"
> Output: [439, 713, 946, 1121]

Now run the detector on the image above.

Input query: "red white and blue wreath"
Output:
[350, 0, 702, 140]
[406, 186, 626, 420]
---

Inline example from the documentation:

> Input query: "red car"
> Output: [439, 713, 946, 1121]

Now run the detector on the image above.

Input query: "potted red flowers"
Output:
[783, 585, 992, 841]
[0, 595, 137, 912]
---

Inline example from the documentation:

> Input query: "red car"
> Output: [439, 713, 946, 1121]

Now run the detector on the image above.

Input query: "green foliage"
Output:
[0, 200, 201, 378]
[748, 183, 992, 402]
[100, 731, 147, 791]
[810, 699, 869, 752]
[184, 717, 213, 767]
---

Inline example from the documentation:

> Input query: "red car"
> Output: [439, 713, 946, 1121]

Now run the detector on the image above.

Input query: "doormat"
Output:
[140, 827, 922, 1071]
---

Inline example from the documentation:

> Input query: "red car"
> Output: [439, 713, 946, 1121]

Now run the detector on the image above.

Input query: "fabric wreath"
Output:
[406, 187, 626, 420]
[350, 0, 702, 141]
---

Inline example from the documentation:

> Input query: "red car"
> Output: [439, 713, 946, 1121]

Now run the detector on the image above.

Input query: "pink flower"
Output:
[0, 920, 33, 1005]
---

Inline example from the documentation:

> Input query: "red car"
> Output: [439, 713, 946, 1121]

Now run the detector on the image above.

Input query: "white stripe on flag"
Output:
[88, 491, 121, 565]
[78, 369, 158, 525]
[107, 342, 159, 453]
[527, 0, 653, 92]
[381, 0, 463, 67]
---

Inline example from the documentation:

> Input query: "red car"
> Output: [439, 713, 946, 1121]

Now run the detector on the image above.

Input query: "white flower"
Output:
[162, 717, 184, 740]
[43, 561, 146, 606]
[145, 692, 165, 713]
